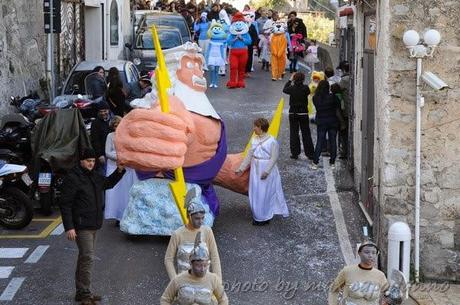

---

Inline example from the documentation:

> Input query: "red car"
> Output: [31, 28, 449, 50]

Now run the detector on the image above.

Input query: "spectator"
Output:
[90, 101, 111, 173]
[256, 8, 268, 36]
[306, 39, 319, 71]
[106, 67, 126, 117]
[85, 66, 107, 99]
[283, 72, 315, 160]
[208, 3, 220, 21]
[287, 11, 307, 38]
[126, 77, 152, 102]
[338, 61, 350, 159]
[104, 116, 138, 224]
[243, 4, 251, 11]
[311, 80, 340, 169]
[194, 12, 210, 64]
[186, 0, 197, 17]
[60, 148, 125, 305]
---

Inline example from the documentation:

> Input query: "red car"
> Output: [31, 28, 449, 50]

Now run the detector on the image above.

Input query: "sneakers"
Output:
[311, 163, 318, 170]
[330, 163, 336, 169]
[272, 78, 276, 81]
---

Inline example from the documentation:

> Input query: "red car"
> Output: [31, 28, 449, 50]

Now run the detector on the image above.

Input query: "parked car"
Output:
[137, 11, 192, 43]
[60, 60, 140, 96]
[126, 26, 183, 75]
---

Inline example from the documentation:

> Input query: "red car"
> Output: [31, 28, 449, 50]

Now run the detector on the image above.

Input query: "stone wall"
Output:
[0, 0, 46, 113]
[375, 0, 460, 281]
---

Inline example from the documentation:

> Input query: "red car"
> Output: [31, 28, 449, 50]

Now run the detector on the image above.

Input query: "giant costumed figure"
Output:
[115, 37, 249, 235]
[226, 12, 252, 88]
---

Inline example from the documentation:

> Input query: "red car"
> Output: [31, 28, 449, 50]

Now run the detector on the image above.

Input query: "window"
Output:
[110, 0, 119, 45]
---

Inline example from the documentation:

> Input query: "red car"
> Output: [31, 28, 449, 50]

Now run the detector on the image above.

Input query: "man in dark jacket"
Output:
[90, 101, 111, 174]
[60, 148, 125, 305]
[282, 72, 315, 160]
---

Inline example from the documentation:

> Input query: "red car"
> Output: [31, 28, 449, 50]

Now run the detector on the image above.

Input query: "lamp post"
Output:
[402, 28, 441, 284]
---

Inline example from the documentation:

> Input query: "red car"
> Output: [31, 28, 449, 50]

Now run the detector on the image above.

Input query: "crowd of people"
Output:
[283, 61, 351, 169]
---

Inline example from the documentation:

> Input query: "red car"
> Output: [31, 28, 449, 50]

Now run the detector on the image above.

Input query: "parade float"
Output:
[114, 26, 283, 236]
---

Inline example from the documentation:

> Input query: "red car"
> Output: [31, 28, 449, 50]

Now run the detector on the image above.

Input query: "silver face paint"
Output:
[358, 246, 378, 266]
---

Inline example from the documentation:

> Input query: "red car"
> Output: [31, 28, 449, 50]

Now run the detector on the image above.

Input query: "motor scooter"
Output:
[0, 161, 34, 229]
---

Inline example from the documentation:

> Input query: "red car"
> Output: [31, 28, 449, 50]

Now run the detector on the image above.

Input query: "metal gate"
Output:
[360, 50, 375, 219]
[57, 0, 85, 86]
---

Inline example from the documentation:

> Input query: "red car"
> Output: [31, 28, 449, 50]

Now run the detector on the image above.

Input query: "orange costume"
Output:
[270, 21, 288, 80]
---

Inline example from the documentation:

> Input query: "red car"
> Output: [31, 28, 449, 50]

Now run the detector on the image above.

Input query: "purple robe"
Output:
[136, 121, 227, 216]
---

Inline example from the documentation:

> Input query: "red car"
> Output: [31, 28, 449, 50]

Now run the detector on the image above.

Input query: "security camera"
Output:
[421, 71, 449, 91]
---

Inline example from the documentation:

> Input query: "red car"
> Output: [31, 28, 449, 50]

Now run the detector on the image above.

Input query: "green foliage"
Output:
[303, 14, 334, 44]
[249, 0, 288, 10]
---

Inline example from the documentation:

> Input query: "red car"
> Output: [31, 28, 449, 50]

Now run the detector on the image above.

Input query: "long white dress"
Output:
[238, 134, 289, 221]
[104, 132, 138, 220]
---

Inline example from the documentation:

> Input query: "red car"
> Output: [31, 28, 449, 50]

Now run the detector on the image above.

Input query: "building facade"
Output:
[339, 0, 459, 281]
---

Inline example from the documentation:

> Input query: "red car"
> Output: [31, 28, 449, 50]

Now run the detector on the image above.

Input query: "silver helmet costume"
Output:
[185, 188, 206, 216]
[189, 232, 210, 262]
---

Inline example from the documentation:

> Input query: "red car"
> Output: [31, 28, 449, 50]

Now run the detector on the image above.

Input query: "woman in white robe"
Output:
[236, 118, 289, 225]
[104, 116, 138, 222]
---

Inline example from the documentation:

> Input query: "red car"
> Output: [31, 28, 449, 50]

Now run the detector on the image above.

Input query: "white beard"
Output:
[171, 80, 220, 119]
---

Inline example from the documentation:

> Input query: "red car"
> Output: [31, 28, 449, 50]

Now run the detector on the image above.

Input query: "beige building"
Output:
[338, 0, 459, 281]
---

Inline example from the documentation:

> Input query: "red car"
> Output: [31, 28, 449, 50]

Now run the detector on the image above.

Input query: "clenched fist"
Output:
[114, 96, 195, 171]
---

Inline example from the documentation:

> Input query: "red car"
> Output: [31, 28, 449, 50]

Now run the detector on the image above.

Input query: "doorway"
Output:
[360, 50, 375, 220]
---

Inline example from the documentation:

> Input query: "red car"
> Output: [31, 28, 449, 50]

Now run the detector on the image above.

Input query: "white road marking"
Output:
[0, 266, 14, 279]
[0, 248, 28, 259]
[0, 277, 25, 301]
[323, 158, 356, 265]
[50, 223, 64, 235]
[24, 245, 49, 264]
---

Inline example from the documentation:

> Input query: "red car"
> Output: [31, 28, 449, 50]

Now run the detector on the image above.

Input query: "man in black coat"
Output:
[60, 148, 125, 305]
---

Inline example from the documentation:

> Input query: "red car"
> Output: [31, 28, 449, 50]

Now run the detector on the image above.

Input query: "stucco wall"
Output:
[0, 0, 46, 112]
[375, 0, 460, 281]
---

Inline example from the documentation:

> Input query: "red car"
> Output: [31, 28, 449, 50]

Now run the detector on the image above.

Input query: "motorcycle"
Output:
[0, 112, 34, 164]
[0, 161, 34, 229]
[35, 159, 66, 216]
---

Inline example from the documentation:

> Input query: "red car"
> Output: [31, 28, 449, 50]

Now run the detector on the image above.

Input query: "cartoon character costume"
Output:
[206, 20, 227, 88]
[218, 10, 231, 75]
[115, 42, 249, 235]
[308, 71, 325, 118]
[226, 12, 252, 89]
[270, 21, 288, 81]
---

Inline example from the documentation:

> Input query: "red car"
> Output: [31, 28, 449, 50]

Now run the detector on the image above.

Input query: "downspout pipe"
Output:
[414, 57, 423, 284]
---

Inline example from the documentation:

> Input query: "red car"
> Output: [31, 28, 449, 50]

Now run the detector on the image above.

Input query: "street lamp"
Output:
[402, 29, 442, 284]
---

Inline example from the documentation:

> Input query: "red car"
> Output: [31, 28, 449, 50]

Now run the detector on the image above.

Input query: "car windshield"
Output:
[135, 31, 182, 50]
[145, 17, 190, 41]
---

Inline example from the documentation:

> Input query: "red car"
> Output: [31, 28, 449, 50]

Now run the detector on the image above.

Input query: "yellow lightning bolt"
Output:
[150, 25, 188, 225]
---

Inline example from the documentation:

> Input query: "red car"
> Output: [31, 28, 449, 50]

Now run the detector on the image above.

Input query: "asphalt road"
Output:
[0, 67, 367, 305]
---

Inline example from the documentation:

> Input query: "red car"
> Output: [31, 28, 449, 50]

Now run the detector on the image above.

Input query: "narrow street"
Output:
[0, 68, 367, 305]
